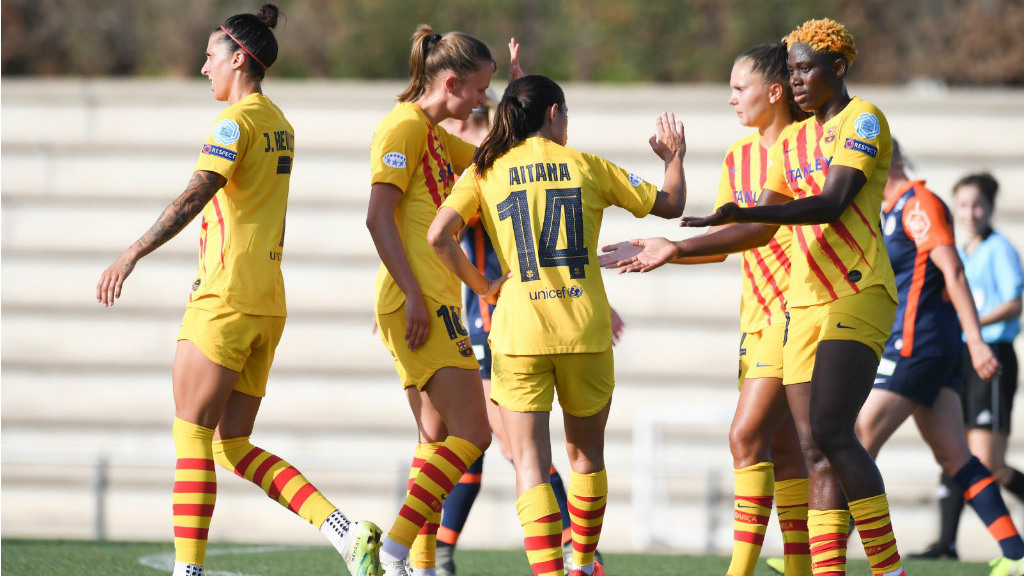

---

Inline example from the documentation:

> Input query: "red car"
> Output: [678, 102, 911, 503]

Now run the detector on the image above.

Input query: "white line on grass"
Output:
[138, 545, 314, 576]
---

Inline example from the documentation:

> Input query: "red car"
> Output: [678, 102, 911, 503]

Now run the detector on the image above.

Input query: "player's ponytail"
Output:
[738, 42, 810, 122]
[474, 75, 565, 176]
[398, 25, 495, 103]
[216, 3, 282, 81]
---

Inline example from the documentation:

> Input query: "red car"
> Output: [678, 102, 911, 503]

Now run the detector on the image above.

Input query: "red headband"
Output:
[220, 25, 267, 69]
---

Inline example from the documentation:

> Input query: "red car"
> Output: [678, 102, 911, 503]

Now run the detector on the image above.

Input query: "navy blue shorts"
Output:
[873, 351, 962, 407]
[470, 332, 492, 380]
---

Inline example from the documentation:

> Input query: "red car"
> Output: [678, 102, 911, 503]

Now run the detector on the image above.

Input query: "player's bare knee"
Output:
[729, 423, 769, 467]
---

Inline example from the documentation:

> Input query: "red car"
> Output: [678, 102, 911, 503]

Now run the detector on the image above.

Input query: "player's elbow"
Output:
[426, 220, 448, 254]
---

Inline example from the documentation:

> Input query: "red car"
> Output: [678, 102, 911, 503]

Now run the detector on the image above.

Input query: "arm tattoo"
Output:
[131, 171, 227, 257]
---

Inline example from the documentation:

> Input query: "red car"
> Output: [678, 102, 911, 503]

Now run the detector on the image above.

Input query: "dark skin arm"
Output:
[683, 165, 866, 227]
[97, 170, 226, 306]
[602, 189, 787, 273]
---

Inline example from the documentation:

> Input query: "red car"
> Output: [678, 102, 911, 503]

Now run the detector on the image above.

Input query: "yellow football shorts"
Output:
[376, 296, 479, 390]
[739, 321, 786, 389]
[177, 296, 285, 398]
[490, 347, 614, 417]
[783, 285, 896, 385]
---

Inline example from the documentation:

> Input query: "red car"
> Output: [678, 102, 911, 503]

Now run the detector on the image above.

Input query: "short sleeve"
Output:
[993, 239, 1024, 302]
[444, 131, 477, 175]
[763, 133, 792, 198]
[831, 103, 889, 179]
[194, 109, 248, 180]
[584, 153, 658, 218]
[442, 168, 482, 225]
[713, 154, 734, 210]
[371, 116, 426, 192]
[903, 194, 954, 254]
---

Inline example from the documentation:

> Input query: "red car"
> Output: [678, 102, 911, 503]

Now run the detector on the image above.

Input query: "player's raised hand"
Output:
[96, 251, 138, 307]
[618, 237, 679, 274]
[508, 38, 525, 83]
[600, 241, 643, 269]
[681, 202, 740, 228]
[480, 272, 512, 305]
[404, 295, 430, 351]
[649, 112, 685, 162]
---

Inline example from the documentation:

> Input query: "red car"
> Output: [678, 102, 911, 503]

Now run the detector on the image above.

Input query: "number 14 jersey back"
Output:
[444, 137, 658, 355]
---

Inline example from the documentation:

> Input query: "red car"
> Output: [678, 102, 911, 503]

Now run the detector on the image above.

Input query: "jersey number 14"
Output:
[497, 187, 588, 282]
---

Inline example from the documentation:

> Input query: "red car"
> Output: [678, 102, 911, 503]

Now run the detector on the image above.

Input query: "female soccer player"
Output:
[853, 146, 1024, 575]
[437, 103, 611, 576]
[427, 74, 686, 576]
[916, 172, 1024, 564]
[96, 6, 380, 576]
[366, 26, 522, 576]
[602, 42, 811, 576]
[611, 19, 909, 576]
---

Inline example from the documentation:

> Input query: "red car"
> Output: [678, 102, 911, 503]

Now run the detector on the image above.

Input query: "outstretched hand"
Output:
[509, 38, 524, 83]
[96, 251, 138, 307]
[681, 203, 740, 228]
[600, 241, 644, 269]
[649, 112, 685, 162]
[613, 238, 679, 274]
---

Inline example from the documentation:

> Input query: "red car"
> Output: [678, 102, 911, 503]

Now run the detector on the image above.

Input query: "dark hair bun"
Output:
[257, 3, 280, 29]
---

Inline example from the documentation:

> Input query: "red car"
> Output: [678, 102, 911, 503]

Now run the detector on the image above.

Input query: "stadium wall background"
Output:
[2, 0, 1024, 85]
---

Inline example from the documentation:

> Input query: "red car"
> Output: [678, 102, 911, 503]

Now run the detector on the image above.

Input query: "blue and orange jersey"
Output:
[460, 215, 502, 338]
[764, 97, 897, 307]
[714, 131, 792, 333]
[881, 180, 961, 358]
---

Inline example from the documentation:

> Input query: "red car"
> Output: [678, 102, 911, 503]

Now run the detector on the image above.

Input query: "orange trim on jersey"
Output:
[211, 196, 226, 270]
[741, 142, 753, 201]
[437, 525, 460, 545]
[795, 128, 858, 293]
[769, 237, 791, 273]
[473, 223, 492, 333]
[965, 476, 997, 500]
[795, 226, 839, 300]
[742, 254, 773, 320]
[901, 251, 930, 357]
[751, 249, 787, 311]
[884, 181, 919, 213]
[759, 143, 769, 188]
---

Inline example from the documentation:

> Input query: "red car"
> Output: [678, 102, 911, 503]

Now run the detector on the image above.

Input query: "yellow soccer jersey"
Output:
[443, 137, 658, 355]
[190, 93, 293, 317]
[371, 102, 476, 314]
[714, 131, 792, 332]
[763, 97, 897, 307]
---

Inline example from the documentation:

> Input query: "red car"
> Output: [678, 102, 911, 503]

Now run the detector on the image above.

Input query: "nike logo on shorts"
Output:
[756, 362, 773, 368]
[836, 321, 855, 329]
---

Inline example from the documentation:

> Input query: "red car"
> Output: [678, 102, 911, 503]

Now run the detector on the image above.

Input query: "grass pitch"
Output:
[1, 539, 993, 575]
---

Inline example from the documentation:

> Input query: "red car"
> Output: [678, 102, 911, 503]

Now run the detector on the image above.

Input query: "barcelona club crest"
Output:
[457, 338, 474, 358]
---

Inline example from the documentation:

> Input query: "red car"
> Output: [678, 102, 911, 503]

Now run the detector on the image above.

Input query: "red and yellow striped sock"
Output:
[776, 478, 811, 576]
[808, 509, 850, 575]
[172, 418, 217, 566]
[727, 462, 774, 576]
[409, 443, 442, 571]
[850, 494, 905, 575]
[568, 469, 607, 568]
[517, 483, 564, 576]
[211, 436, 335, 528]
[388, 435, 482, 547]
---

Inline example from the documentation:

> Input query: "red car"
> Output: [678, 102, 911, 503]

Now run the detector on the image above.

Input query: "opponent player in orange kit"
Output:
[97, 5, 381, 576]
[610, 19, 909, 576]
[428, 75, 686, 576]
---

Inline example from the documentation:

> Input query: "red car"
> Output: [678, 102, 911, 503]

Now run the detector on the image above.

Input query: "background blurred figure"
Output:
[920, 173, 1024, 560]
